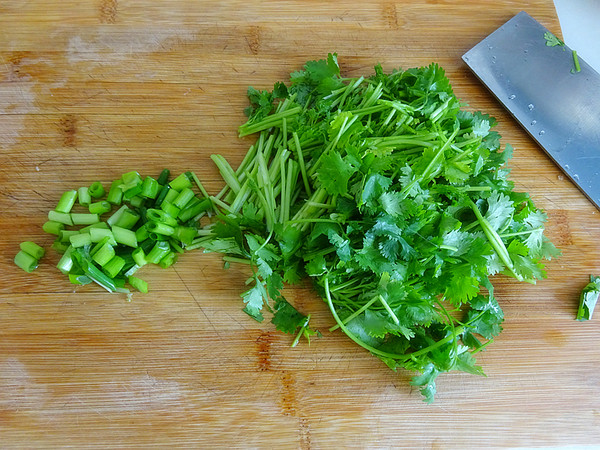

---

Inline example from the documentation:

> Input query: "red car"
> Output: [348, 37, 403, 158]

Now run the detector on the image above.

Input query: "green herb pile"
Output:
[16, 54, 560, 402]
[194, 54, 559, 402]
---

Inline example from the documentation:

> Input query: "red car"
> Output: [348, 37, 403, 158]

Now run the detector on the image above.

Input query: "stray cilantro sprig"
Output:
[577, 275, 600, 321]
[544, 31, 565, 48]
[195, 54, 559, 402]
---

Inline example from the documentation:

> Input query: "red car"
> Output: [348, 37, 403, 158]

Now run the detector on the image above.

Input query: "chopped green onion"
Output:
[128, 195, 145, 208]
[89, 181, 105, 199]
[71, 213, 100, 225]
[147, 221, 175, 236]
[89, 201, 111, 215]
[20, 241, 45, 260]
[69, 232, 92, 248]
[69, 273, 92, 285]
[78, 187, 91, 206]
[90, 227, 116, 244]
[111, 225, 138, 248]
[103, 255, 125, 278]
[157, 169, 170, 185]
[59, 229, 80, 243]
[113, 208, 140, 229]
[131, 247, 147, 267]
[159, 251, 178, 269]
[92, 241, 115, 266]
[42, 220, 65, 235]
[72, 249, 118, 292]
[154, 184, 171, 207]
[141, 176, 159, 199]
[169, 172, 192, 191]
[14, 250, 38, 273]
[48, 210, 73, 226]
[106, 180, 123, 205]
[56, 190, 78, 213]
[51, 240, 69, 253]
[174, 226, 197, 246]
[57, 246, 74, 274]
[162, 188, 179, 205]
[128, 275, 148, 293]
[146, 240, 170, 264]
[178, 198, 212, 222]
[173, 188, 195, 209]
[135, 223, 149, 242]
[80, 221, 109, 233]
[146, 208, 178, 226]
[160, 201, 180, 219]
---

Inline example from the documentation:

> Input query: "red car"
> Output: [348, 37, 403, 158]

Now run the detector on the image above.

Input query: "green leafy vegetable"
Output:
[544, 31, 565, 48]
[577, 275, 600, 321]
[195, 54, 559, 402]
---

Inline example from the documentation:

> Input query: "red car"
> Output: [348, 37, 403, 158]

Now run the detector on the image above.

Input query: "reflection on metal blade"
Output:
[463, 11, 600, 209]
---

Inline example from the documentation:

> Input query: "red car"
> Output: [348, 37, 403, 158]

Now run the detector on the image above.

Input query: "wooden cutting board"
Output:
[2, 1, 599, 447]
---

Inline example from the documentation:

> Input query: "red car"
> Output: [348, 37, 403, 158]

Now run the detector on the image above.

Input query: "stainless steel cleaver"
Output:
[462, 11, 600, 209]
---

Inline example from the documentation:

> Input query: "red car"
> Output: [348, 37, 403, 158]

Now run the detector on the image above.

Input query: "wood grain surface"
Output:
[1, 1, 599, 448]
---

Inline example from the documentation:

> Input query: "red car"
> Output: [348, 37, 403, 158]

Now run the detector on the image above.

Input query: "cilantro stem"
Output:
[377, 295, 400, 325]
[328, 295, 379, 332]
[498, 227, 543, 238]
[293, 132, 312, 197]
[238, 106, 302, 137]
[468, 199, 522, 281]
[291, 314, 312, 347]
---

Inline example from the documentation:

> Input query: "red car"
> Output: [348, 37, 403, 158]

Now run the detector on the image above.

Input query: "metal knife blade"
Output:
[462, 11, 600, 209]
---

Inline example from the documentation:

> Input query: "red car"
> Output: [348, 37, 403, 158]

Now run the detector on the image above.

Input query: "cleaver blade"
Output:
[462, 11, 600, 210]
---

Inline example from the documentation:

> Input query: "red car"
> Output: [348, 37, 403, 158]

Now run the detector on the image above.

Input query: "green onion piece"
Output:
[42, 220, 65, 235]
[173, 188, 195, 209]
[169, 172, 192, 191]
[90, 228, 116, 245]
[80, 221, 109, 233]
[146, 208, 178, 226]
[57, 246, 74, 274]
[123, 185, 143, 200]
[59, 230, 80, 243]
[128, 195, 145, 208]
[69, 232, 92, 248]
[48, 210, 73, 226]
[154, 184, 171, 207]
[162, 188, 179, 206]
[106, 180, 123, 205]
[103, 255, 125, 278]
[78, 187, 91, 206]
[147, 221, 175, 236]
[160, 201, 180, 219]
[178, 198, 212, 222]
[174, 226, 197, 246]
[157, 169, 170, 185]
[132, 247, 147, 267]
[20, 241, 45, 260]
[72, 249, 118, 292]
[69, 273, 92, 285]
[89, 201, 111, 215]
[121, 171, 142, 189]
[141, 176, 159, 199]
[113, 209, 140, 229]
[51, 239, 69, 253]
[111, 225, 138, 248]
[89, 181, 105, 199]
[14, 250, 38, 273]
[135, 223, 149, 242]
[71, 213, 100, 225]
[55, 190, 78, 213]
[146, 241, 171, 264]
[92, 241, 115, 266]
[159, 251, 178, 269]
[128, 275, 148, 293]
[106, 205, 128, 227]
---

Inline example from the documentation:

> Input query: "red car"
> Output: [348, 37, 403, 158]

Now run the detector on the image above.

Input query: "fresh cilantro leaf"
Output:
[544, 31, 565, 48]
[577, 275, 600, 321]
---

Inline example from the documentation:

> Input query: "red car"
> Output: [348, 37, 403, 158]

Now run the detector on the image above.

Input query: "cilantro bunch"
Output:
[197, 54, 559, 402]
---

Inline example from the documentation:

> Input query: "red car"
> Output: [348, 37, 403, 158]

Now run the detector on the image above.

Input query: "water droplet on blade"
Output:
[539, 130, 545, 136]
[528, 104, 534, 111]
[531, 120, 537, 125]
[508, 94, 516, 100]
